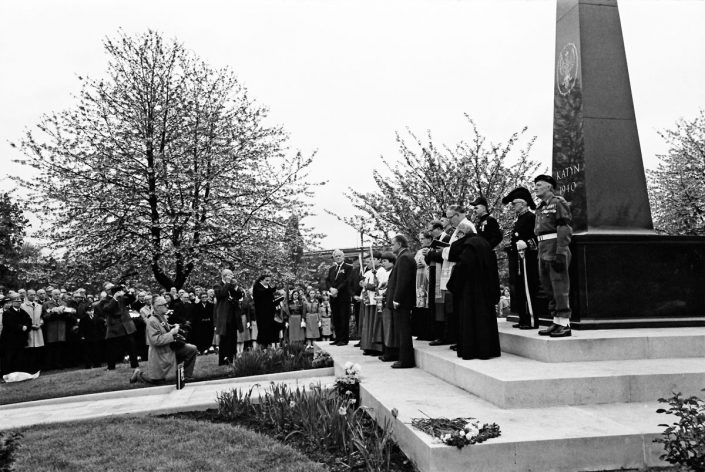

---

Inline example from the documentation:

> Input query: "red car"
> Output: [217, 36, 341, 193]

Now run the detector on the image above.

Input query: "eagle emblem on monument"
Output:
[557, 42, 579, 95]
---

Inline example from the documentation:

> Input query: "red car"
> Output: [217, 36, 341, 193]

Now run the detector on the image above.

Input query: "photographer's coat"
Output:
[145, 312, 178, 380]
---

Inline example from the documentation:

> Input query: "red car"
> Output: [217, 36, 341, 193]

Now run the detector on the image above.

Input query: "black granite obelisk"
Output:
[551, 0, 705, 328]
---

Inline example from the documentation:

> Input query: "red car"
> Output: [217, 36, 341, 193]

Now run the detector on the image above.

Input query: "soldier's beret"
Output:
[501, 187, 536, 210]
[533, 174, 557, 189]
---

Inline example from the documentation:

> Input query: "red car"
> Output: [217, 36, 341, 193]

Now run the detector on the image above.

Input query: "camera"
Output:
[171, 329, 187, 349]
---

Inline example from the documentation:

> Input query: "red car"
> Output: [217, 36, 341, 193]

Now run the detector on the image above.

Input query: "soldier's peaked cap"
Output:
[502, 187, 536, 210]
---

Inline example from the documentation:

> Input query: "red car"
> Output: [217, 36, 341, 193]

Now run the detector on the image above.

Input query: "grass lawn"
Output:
[0, 353, 229, 406]
[10, 416, 326, 472]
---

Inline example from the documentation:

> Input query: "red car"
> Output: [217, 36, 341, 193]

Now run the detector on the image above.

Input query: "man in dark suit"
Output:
[213, 269, 244, 365]
[0, 292, 32, 375]
[470, 196, 503, 249]
[78, 304, 105, 368]
[326, 249, 353, 345]
[192, 292, 215, 353]
[101, 285, 139, 370]
[350, 259, 365, 346]
[170, 292, 194, 341]
[387, 235, 417, 368]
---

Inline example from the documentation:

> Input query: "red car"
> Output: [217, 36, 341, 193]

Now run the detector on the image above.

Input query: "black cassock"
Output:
[254, 282, 278, 345]
[446, 234, 501, 360]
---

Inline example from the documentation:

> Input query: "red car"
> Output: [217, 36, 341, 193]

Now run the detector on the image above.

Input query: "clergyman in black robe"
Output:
[446, 230, 501, 360]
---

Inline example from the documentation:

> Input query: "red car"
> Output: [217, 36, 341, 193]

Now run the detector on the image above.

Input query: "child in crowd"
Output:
[304, 289, 321, 349]
[274, 289, 288, 345]
[236, 294, 252, 357]
[319, 292, 332, 342]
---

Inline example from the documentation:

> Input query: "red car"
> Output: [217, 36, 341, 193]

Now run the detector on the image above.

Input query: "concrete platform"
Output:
[497, 320, 705, 362]
[319, 341, 676, 472]
[415, 341, 705, 408]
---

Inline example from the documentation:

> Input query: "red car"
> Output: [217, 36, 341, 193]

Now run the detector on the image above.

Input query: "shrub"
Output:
[655, 390, 705, 471]
[230, 343, 316, 378]
[0, 431, 22, 472]
[311, 350, 333, 369]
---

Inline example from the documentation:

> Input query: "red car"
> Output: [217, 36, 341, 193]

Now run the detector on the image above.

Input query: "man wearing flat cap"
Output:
[469, 196, 503, 249]
[533, 175, 573, 337]
[502, 187, 541, 330]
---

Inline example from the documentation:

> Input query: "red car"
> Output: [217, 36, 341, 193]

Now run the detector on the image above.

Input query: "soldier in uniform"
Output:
[502, 187, 541, 329]
[533, 175, 573, 337]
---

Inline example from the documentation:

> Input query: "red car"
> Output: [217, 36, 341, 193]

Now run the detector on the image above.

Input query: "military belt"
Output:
[537, 233, 557, 241]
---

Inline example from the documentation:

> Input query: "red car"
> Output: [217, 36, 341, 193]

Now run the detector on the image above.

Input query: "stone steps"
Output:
[414, 341, 705, 408]
[497, 320, 705, 362]
[322, 342, 669, 472]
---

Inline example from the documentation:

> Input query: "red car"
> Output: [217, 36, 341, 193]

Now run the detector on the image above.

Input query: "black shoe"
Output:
[550, 326, 572, 338]
[538, 324, 560, 336]
[429, 339, 448, 346]
[329, 340, 338, 345]
[378, 355, 397, 362]
[449, 344, 457, 351]
[353, 342, 361, 347]
[518, 325, 534, 330]
[335, 341, 348, 346]
[391, 362, 414, 369]
[512, 323, 521, 328]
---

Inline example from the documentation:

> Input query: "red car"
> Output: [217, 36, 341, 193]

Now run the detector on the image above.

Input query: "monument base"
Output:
[568, 233, 705, 329]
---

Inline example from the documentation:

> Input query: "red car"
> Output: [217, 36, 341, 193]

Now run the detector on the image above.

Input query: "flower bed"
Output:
[171, 360, 417, 472]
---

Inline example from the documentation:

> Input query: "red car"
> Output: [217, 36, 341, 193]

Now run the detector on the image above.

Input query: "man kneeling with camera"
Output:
[130, 296, 198, 384]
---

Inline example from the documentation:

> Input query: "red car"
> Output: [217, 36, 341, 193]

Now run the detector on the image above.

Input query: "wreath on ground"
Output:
[411, 416, 501, 449]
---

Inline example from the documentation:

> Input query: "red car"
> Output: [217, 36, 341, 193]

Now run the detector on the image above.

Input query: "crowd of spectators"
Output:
[0, 275, 361, 382]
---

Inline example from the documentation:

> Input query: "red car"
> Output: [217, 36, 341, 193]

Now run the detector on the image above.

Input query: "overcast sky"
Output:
[1, 0, 703, 249]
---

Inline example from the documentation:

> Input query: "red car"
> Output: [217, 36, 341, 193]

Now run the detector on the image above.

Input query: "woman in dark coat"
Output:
[253, 274, 278, 348]
[446, 222, 501, 360]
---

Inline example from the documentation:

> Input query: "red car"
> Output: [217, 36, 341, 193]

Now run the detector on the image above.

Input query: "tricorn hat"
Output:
[469, 196, 488, 208]
[533, 174, 557, 189]
[502, 187, 536, 210]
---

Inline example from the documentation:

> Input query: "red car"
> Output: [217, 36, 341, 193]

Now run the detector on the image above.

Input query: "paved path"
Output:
[0, 368, 335, 430]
